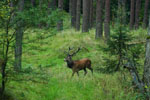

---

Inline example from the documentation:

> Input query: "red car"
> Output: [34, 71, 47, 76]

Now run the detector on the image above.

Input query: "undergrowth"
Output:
[0, 27, 147, 100]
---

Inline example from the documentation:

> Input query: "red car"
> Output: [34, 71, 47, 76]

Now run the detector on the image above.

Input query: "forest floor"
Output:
[2, 28, 147, 100]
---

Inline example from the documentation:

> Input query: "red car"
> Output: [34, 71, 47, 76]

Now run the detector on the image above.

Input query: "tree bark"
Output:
[134, 0, 141, 29]
[69, 0, 72, 15]
[143, 0, 150, 28]
[38, 0, 43, 28]
[89, 0, 94, 29]
[143, 14, 150, 99]
[48, 0, 57, 9]
[71, 0, 77, 28]
[117, 0, 126, 24]
[95, 0, 103, 38]
[15, 0, 24, 71]
[130, 0, 135, 29]
[31, 0, 35, 6]
[104, 0, 110, 40]
[57, 0, 64, 31]
[82, 0, 90, 32]
[76, 0, 81, 31]
[122, 0, 127, 24]
[10, 0, 13, 7]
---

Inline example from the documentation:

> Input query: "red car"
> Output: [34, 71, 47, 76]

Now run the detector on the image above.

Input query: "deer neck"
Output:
[67, 60, 74, 68]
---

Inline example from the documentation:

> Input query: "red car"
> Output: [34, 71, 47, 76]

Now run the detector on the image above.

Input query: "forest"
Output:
[0, 0, 150, 100]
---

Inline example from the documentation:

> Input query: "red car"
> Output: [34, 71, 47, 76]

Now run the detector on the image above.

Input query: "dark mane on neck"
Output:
[67, 61, 74, 68]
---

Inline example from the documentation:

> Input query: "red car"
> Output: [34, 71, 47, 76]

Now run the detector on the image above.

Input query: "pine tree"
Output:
[82, 0, 90, 32]
[130, 0, 135, 29]
[143, 0, 150, 28]
[134, 0, 141, 29]
[89, 0, 94, 28]
[76, 0, 81, 31]
[15, 0, 24, 71]
[57, 0, 64, 31]
[104, 0, 110, 40]
[95, 0, 103, 38]
[71, 0, 77, 28]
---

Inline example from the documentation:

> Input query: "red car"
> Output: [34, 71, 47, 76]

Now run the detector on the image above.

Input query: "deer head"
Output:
[64, 47, 81, 63]
[64, 47, 93, 77]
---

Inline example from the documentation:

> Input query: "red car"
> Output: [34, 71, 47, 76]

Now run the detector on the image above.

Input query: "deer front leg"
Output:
[76, 71, 79, 76]
[89, 67, 93, 74]
[84, 68, 87, 76]
[71, 71, 75, 77]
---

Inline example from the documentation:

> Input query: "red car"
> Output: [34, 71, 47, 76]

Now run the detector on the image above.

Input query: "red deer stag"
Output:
[64, 47, 93, 77]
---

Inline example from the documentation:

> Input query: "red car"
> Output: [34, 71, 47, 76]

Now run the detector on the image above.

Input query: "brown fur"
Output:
[65, 58, 93, 77]
[65, 47, 93, 77]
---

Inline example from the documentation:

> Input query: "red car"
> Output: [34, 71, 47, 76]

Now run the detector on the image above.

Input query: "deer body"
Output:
[64, 48, 93, 77]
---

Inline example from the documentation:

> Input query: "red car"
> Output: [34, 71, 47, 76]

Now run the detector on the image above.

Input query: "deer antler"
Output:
[70, 47, 81, 56]
[65, 47, 81, 56]
[65, 47, 73, 56]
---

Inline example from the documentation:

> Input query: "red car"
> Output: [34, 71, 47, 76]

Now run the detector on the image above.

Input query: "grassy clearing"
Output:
[1, 27, 147, 100]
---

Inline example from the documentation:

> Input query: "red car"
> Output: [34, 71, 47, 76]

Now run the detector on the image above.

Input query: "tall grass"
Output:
[1, 27, 147, 100]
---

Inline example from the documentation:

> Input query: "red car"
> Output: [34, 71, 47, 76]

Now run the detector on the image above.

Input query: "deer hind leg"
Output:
[71, 71, 75, 77]
[84, 68, 87, 76]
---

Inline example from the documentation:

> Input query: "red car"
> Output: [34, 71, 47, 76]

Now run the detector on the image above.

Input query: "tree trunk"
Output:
[95, 0, 103, 38]
[69, 0, 72, 15]
[117, 0, 126, 24]
[47, 0, 57, 28]
[122, 0, 127, 24]
[89, 0, 94, 29]
[117, 0, 121, 18]
[14, 0, 24, 71]
[104, 0, 110, 40]
[82, 0, 90, 32]
[143, 0, 149, 28]
[38, 0, 43, 28]
[71, 0, 77, 28]
[10, 0, 13, 7]
[1, 61, 6, 100]
[57, 0, 64, 31]
[76, 0, 81, 31]
[48, 0, 57, 9]
[134, 0, 141, 29]
[130, 0, 135, 29]
[143, 14, 150, 99]
[31, 0, 35, 6]
[15, 26, 23, 71]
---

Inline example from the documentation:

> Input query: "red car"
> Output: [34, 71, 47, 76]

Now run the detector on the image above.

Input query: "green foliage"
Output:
[0, 1, 12, 27]
[104, 26, 144, 73]
[0, 1, 68, 29]
[0, 27, 147, 100]
[14, 5, 67, 28]
[104, 24, 131, 72]
[108, 25, 131, 55]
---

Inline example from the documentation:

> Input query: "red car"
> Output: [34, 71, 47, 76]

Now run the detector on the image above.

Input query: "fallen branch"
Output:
[126, 41, 146, 45]
[124, 60, 145, 93]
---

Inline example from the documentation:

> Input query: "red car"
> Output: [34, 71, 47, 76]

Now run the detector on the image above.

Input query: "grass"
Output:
[0, 27, 147, 100]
